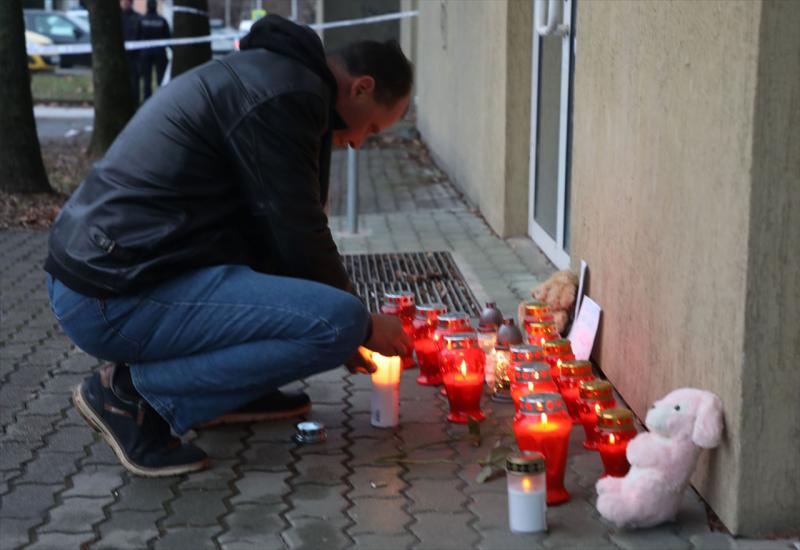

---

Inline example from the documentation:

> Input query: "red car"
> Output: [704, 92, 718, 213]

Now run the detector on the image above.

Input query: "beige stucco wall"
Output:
[570, 0, 799, 536]
[415, 0, 531, 237]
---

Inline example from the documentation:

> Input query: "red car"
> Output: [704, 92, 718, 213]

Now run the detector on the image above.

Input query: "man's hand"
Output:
[345, 347, 377, 375]
[364, 313, 411, 357]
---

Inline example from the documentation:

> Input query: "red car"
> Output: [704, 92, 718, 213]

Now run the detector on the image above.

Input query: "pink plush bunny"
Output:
[596, 388, 724, 528]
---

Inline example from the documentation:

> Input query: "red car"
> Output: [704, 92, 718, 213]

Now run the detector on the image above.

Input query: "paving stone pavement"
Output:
[2, 138, 799, 549]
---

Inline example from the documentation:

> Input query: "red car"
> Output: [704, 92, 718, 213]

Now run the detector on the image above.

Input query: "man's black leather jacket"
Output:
[45, 17, 353, 298]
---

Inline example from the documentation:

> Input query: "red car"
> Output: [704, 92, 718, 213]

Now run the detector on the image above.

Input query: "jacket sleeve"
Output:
[227, 91, 354, 292]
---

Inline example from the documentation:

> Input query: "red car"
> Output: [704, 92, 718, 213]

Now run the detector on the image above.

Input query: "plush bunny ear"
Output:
[692, 392, 724, 448]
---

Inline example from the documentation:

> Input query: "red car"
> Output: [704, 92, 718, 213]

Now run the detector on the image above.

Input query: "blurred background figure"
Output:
[120, 0, 141, 104]
[136, 0, 170, 101]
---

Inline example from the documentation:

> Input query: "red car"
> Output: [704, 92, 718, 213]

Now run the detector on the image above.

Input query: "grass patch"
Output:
[31, 72, 93, 104]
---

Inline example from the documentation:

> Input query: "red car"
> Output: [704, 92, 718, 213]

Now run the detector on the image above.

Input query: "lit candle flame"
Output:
[460, 360, 467, 377]
[540, 337, 546, 346]
[609, 433, 616, 445]
[534, 372, 540, 380]
[557, 359, 562, 367]
[522, 477, 532, 492]
[595, 404, 602, 414]
[527, 381, 534, 392]
[541, 412, 548, 425]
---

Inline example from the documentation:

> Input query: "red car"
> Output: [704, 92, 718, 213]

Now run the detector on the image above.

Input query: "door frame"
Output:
[528, 0, 574, 271]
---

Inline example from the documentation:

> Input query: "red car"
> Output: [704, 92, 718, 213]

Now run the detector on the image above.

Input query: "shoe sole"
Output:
[195, 402, 312, 429]
[72, 385, 210, 478]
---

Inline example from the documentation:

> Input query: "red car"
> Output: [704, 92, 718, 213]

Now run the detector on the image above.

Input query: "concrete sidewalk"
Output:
[1, 136, 794, 549]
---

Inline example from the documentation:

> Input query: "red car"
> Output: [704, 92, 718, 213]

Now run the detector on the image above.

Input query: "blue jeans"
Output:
[47, 265, 369, 434]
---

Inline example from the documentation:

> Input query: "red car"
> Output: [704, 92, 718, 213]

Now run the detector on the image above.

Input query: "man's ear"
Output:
[352, 75, 376, 98]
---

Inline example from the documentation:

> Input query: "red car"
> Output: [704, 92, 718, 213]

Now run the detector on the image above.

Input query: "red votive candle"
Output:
[508, 344, 545, 384]
[441, 333, 485, 423]
[510, 362, 558, 411]
[557, 360, 594, 421]
[596, 408, 637, 477]
[520, 300, 554, 336]
[513, 393, 572, 505]
[422, 312, 471, 386]
[542, 338, 575, 387]
[577, 380, 615, 450]
[381, 292, 417, 369]
[413, 303, 449, 386]
[526, 319, 559, 348]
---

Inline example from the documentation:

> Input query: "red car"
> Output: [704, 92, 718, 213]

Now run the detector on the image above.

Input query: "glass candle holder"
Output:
[477, 303, 501, 389]
[597, 408, 637, 477]
[511, 362, 558, 411]
[491, 318, 524, 403]
[526, 319, 559, 347]
[557, 360, 594, 421]
[382, 292, 417, 369]
[577, 380, 616, 450]
[506, 452, 547, 533]
[508, 344, 545, 384]
[422, 312, 471, 386]
[413, 303, 449, 386]
[542, 339, 576, 387]
[441, 333, 485, 423]
[369, 352, 402, 428]
[513, 393, 572, 505]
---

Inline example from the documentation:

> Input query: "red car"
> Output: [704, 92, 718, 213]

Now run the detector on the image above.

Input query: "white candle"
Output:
[506, 453, 547, 533]
[369, 352, 401, 428]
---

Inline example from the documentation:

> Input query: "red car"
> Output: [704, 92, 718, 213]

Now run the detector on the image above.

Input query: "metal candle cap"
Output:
[506, 452, 546, 475]
[579, 379, 613, 400]
[416, 303, 448, 319]
[383, 292, 415, 306]
[443, 332, 479, 349]
[294, 421, 327, 444]
[598, 408, 635, 431]
[543, 338, 572, 355]
[513, 362, 552, 383]
[510, 344, 544, 362]
[523, 300, 551, 317]
[519, 392, 567, 415]
[559, 359, 593, 378]
[437, 311, 471, 329]
[478, 302, 504, 332]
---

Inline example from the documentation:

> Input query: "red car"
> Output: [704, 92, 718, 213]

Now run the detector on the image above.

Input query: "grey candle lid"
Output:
[294, 421, 327, 444]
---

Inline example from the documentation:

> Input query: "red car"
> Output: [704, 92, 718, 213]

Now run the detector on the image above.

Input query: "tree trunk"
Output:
[171, 0, 212, 78]
[85, 0, 136, 159]
[0, 0, 51, 194]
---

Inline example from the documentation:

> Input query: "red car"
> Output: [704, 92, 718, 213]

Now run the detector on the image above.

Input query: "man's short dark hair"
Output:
[332, 40, 413, 106]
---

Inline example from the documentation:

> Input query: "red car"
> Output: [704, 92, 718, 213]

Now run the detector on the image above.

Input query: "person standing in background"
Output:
[120, 0, 141, 104]
[137, 0, 171, 100]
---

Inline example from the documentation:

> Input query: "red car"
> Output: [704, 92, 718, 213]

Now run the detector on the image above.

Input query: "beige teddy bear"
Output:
[531, 270, 578, 334]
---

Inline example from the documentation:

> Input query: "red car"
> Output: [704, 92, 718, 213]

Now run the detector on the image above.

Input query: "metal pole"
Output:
[346, 146, 359, 234]
[291, 0, 298, 21]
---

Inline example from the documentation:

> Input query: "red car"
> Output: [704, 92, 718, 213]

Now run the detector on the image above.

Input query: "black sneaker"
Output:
[72, 364, 209, 477]
[196, 389, 312, 429]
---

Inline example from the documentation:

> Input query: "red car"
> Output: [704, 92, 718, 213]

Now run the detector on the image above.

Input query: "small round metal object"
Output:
[294, 421, 327, 444]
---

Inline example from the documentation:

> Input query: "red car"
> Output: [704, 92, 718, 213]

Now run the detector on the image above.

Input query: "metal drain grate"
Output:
[343, 251, 481, 316]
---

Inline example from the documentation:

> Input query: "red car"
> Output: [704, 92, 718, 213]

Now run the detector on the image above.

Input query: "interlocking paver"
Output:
[0, 483, 59, 519]
[108, 475, 174, 512]
[283, 516, 351, 550]
[163, 489, 229, 527]
[15, 393, 68, 417]
[1, 413, 57, 444]
[191, 427, 248, 459]
[611, 527, 691, 550]
[94, 509, 162, 550]
[284, 484, 348, 519]
[348, 465, 406, 498]
[240, 441, 294, 472]
[153, 526, 221, 550]
[351, 533, 417, 549]
[303, 381, 349, 404]
[347, 496, 411, 535]
[406, 478, 468, 514]
[42, 425, 95, 453]
[230, 471, 291, 505]
[62, 464, 123, 498]
[689, 532, 736, 549]
[38, 495, 113, 533]
[410, 511, 480, 549]
[217, 502, 286, 550]
[469, 491, 510, 531]
[293, 453, 348, 485]
[0, 516, 39, 549]
[15, 450, 81, 485]
[479, 529, 548, 550]
[26, 532, 95, 549]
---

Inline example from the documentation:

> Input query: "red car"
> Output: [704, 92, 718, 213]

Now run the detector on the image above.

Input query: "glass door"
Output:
[528, 0, 575, 270]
